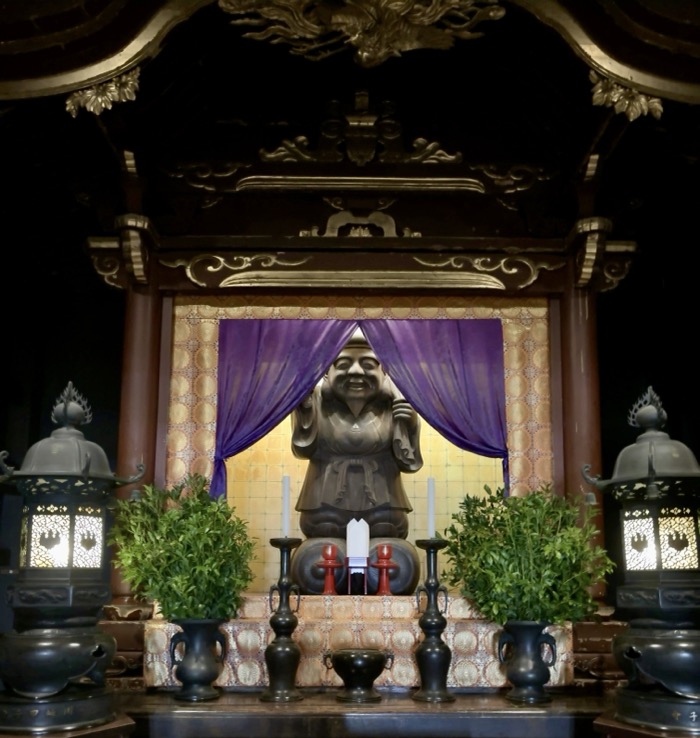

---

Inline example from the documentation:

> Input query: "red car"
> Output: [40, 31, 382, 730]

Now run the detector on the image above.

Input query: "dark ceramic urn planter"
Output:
[498, 620, 557, 705]
[170, 619, 226, 702]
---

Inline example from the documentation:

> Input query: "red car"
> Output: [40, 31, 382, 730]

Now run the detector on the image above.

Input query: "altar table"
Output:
[117, 688, 613, 738]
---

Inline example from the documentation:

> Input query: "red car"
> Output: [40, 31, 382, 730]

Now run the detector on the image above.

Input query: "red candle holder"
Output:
[371, 543, 398, 596]
[316, 543, 343, 595]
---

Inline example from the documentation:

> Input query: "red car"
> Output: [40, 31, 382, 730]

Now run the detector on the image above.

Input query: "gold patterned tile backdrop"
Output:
[166, 295, 552, 591]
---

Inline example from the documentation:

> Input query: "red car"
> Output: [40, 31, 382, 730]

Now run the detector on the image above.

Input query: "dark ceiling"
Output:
[1, 0, 700, 470]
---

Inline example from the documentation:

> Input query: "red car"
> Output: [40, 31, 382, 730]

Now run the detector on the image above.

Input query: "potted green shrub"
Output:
[109, 473, 256, 701]
[441, 484, 613, 705]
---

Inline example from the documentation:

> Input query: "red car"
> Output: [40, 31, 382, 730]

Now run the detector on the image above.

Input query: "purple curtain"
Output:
[211, 320, 357, 497]
[361, 320, 509, 486]
[212, 318, 509, 497]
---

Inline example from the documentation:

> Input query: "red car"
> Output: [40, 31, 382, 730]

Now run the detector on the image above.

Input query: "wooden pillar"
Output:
[111, 285, 163, 603]
[560, 277, 602, 502]
[560, 266, 607, 599]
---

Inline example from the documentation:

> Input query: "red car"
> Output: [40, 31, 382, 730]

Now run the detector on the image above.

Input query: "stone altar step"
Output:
[143, 595, 573, 690]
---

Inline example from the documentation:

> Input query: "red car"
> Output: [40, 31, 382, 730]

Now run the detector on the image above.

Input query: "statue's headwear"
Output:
[344, 326, 371, 349]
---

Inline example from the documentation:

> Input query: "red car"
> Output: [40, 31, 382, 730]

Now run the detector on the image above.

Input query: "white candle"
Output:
[282, 475, 290, 537]
[427, 477, 436, 538]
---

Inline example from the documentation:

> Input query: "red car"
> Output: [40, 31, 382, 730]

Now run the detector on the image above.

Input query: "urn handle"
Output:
[169, 630, 188, 665]
[384, 651, 395, 671]
[322, 650, 333, 670]
[539, 632, 557, 666]
[497, 630, 513, 664]
[497, 628, 557, 666]
[215, 631, 227, 663]
[268, 582, 301, 613]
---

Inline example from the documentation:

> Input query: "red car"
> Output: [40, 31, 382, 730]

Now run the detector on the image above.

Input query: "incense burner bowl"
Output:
[323, 647, 394, 702]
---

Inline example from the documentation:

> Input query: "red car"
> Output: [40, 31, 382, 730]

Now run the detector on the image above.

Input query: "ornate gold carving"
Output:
[300, 208, 421, 237]
[87, 237, 127, 289]
[590, 71, 663, 121]
[122, 150, 139, 177]
[472, 164, 551, 194]
[583, 154, 599, 182]
[233, 174, 485, 192]
[66, 68, 140, 117]
[168, 167, 557, 197]
[569, 216, 612, 287]
[161, 258, 511, 290]
[568, 219, 635, 291]
[219, 0, 506, 68]
[413, 254, 566, 289]
[599, 241, 636, 292]
[258, 137, 317, 164]
[161, 253, 311, 287]
[121, 229, 149, 285]
[159, 248, 568, 291]
[403, 138, 462, 164]
[167, 92, 552, 202]
[575, 238, 599, 287]
[88, 214, 159, 287]
[168, 161, 249, 192]
[260, 91, 462, 166]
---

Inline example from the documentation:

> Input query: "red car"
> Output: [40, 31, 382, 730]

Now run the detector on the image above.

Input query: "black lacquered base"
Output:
[615, 687, 700, 734]
[0, 685, 116, 734]
[336, 688, 382, 703]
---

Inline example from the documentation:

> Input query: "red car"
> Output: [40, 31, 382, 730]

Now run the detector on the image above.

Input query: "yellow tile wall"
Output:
[226, 420, 503, 589]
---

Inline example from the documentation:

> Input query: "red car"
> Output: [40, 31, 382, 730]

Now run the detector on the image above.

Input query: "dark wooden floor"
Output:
[116, 687, 615, 738]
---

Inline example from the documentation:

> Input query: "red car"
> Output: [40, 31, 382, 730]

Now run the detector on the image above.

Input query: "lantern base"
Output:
[615, 686, 700, 734]
[612, 627, 700, 701]
[0, 626, 116, 699]
[0, 684, 116, 734]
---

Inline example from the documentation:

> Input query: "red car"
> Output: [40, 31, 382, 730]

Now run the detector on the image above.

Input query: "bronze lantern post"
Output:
[0, 382, 143, 733]
[583, 387, 700, 733]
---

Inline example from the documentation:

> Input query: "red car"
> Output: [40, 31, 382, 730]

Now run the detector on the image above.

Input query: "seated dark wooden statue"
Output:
[290, 329, 422, 595]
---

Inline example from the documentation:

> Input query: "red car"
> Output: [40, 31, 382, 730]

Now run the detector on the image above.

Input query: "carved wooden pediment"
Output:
[3, 0, 699, 297]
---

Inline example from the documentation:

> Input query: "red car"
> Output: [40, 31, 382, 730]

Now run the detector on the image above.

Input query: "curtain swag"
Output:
[211, 319, 509, 497]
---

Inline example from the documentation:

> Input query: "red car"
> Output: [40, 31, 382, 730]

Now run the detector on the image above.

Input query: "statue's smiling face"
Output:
[328, 347, 384, 404]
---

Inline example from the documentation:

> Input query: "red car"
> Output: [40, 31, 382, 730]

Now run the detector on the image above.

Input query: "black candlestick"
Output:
[260, 537, 304, 702]
[412, 538, 455, 702]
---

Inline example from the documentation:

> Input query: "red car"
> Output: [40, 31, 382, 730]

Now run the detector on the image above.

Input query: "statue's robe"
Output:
[292, 379, 422, 518]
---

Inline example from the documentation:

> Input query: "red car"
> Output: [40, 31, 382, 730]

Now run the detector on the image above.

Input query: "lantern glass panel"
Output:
[73, 507, 103, 568]
[659, 507, 698, 569]
[30, 509, 70, 567]
[623, 509, 657, 571]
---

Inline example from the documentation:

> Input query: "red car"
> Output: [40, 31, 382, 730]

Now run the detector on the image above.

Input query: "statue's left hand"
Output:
[392, 399, 417, 428]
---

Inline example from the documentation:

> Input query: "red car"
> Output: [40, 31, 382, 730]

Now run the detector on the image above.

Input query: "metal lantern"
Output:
[0, 382, 143, 734]
[583, 387, 700, 734]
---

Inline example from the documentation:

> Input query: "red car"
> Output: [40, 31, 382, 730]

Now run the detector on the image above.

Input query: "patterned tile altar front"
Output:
[144, 595, 572, 690]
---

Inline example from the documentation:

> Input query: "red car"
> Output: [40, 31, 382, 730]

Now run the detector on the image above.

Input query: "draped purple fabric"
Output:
[212, 318, 509, 497]
[211, 319, 357, 497]
[361, 319, 509, 486]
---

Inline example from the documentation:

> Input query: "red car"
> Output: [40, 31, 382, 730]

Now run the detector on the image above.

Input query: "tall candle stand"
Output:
[260, 537, 304, 702]
[412, 538, 455, 703]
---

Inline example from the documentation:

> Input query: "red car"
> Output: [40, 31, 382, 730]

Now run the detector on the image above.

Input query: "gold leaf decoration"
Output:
[590, 70, 663, 121]
[66, 68, 140, 118]
[219, 0, 506, 68]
